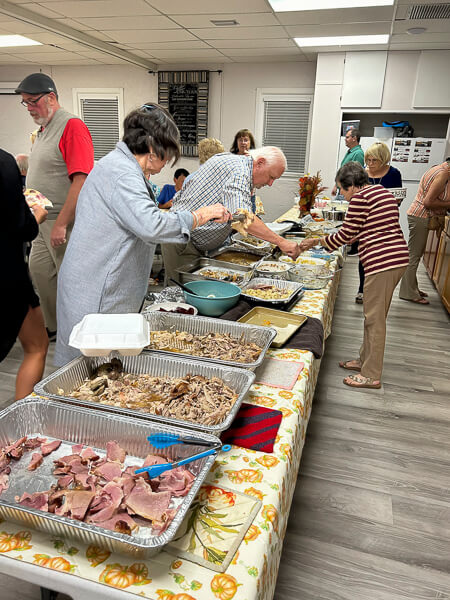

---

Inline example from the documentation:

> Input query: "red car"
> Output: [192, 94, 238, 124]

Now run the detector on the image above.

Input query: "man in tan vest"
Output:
[15, 73, 94, 340]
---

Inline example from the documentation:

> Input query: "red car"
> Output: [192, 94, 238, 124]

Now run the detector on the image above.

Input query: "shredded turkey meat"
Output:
[66, 372, 238, 426]
[147, 330, 262, 364]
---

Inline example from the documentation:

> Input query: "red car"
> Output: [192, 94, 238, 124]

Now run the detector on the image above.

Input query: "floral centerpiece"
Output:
[298, 171, 326, 215]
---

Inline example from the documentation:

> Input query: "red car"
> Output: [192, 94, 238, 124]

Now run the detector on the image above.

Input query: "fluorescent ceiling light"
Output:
[269, 0, 394, 11]
[294, 34, 389, 47]
[0, 35, 42, 47]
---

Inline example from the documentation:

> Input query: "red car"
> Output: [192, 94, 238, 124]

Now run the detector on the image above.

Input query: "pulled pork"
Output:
[148, 330, 262, 364]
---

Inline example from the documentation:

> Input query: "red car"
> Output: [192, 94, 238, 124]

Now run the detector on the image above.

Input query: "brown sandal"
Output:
[343, 374, 381, 389]
[339, 359, 361, 372]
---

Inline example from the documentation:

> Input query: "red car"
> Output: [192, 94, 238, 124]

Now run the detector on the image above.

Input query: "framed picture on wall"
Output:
[341, 120, 360, 135]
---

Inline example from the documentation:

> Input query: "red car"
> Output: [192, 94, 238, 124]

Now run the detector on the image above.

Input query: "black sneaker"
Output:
[46, 328, 57, 342]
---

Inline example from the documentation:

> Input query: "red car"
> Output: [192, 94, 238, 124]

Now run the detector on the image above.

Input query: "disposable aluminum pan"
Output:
[35, 353, 255, 435]
[0, 397, 219, 558]
[142, 311, 276, 370]
[241, 277, 304, 305]
[175, 257, 253, 286]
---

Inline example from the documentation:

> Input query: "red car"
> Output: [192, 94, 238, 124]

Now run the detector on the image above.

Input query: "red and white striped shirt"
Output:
[323, 185, 409, 276]
[407, 162, 449, 219]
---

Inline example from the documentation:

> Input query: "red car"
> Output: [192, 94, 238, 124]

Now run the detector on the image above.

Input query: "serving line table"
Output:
[0, 233, 342, 600]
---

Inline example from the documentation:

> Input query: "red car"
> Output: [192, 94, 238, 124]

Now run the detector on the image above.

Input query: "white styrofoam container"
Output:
[374, 126, 394, 138]
[69, 313, 150, 356]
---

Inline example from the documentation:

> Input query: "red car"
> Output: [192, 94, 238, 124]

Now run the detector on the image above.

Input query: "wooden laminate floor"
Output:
[0, 258, 449, 599]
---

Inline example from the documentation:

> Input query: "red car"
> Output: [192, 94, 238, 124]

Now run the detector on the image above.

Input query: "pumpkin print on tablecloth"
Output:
[32, 554, 74, 572]
[255, 455, 280, 468]
[244, 487, 264, 501]
[250, 396, 276, 408]
[279, 443, 293, 463]
[99, 562, 151, 589]
[278, 390, 294, 400]
[197, 485, 236, 510]
[86, 544, 111, 567]
[262, 504, 278, 532]
[171, 559, 183, 569]
[210, 573, 240, 600]
[225, 468, 262, 484]
[155, 592, 197, 600]
[0, 530, 32, 552]
[244, 524, 261, 544]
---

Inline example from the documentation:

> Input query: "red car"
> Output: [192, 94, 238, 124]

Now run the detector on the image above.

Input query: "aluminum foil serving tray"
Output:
[0, 397, 219, 557]
[241, 277, 304, 305]
[176, 257, 254, 285]
[35, 353, 255, 435]
[142, 312, 276, 370]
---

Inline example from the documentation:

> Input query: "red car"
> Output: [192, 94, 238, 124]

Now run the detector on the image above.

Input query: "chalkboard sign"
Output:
[158, 71, 209, 157]
[169, 83, 198, 146]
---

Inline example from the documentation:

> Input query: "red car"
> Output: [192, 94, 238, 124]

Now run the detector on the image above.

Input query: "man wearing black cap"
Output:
[16, 72, 94, 340]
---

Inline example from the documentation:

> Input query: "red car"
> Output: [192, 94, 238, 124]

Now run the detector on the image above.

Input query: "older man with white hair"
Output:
[162, 146, 301, 281]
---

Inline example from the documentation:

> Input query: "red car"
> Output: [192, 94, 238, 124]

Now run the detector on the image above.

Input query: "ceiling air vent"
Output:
[210, 19, 239, 26]
[406, 3, 450, 19]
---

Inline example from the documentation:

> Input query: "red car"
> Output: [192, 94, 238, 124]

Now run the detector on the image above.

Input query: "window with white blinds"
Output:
[256, 91, 313, 177]
[73, 89, 123, 161]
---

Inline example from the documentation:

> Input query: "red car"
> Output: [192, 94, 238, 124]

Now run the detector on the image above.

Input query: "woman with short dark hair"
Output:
[300, 161, 409, 389]
[230, 129, 256, 155]
[55, 103, 229, 365]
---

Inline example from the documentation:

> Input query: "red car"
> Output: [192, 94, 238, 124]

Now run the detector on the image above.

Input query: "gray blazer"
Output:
[55, 141, 193, 366]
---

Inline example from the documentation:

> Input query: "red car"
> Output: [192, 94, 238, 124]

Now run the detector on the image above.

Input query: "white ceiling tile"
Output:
[394, 20, 450, 34]
[87, 30, 117, 42]
[188, 26, 287, 40]
[285, 22, 391, 37]
[154, 56, 233, 64]
[20, 3, 65, 18]
[210, 38, 296, 49]
[389, 42, 450, 50]
[396, 0, 449, 4]
[131, 40, 210, 49]
[223, 47, 302, 56]
[170, 13, 278, 28]
[0, 20, 45, 33]
[149, 48, 225, 59]
[68, 15, 179, 30]
[106, 29, 197, 43]
[38, 0, 159, 17]
[147, 0, 270, 15]
[20, 31, 73, 44]
[231, 54, 307, 63]
[276, 6, 395, 26]
[306, 43, 389, 52]
[392, 32, 450, 43]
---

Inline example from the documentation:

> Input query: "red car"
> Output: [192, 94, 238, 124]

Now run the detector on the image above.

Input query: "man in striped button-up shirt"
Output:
[162, 147, 301, 282]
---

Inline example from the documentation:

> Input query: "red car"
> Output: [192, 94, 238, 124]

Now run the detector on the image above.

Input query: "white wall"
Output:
[0, 60, 315, 222]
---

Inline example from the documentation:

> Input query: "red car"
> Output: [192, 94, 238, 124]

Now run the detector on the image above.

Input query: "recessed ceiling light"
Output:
[407, 27, 427, 35]
[210, 19, 239, 26]
[294, 34, 389, 47]
[0, 35, 42, 48]
[269, 0, 394, 11]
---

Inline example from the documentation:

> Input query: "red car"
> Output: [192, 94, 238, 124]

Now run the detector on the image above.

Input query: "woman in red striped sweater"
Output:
[301, 162, 409, 389]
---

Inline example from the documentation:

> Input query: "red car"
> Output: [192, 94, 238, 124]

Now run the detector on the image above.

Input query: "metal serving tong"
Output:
[134, 434, 231, 479]
[231, 211, 247, 223]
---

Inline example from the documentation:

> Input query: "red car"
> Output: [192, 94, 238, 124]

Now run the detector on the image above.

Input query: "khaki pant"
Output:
[161, 240, 203, 285]
[29, 219, 71, 332]
[399, 214, 429, 301]
[360, 266, 406, 380]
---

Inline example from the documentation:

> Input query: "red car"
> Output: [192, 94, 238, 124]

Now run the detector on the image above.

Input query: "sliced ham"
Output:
[81, 447, 99, 461]
[158, 467, 195, 497]
[143, 454, 168, 467]
[16, 491, 48, 511]
[57, 474, 74, 488]
[93, 511, 137, 535]
[69, 459, 90, 475]
[125, 479, 171, 521]
[74, 473, 97, 492]
[55, 490, 95, 520]
[24, 437, 47, 450]
[41, 440, 62, 456]
[5, 436, 27, 460]
[151, 507, 178, 535]
[106, 441, 126, 463]
[27, 452, 43, 471]
[71, 443, 84, 454]
[93, 461, 122, 481]
[54, 454, 84, 467]
[53, 465, 71, 476]
[0, 453, 11, 474]
[87, 481, 124, 523]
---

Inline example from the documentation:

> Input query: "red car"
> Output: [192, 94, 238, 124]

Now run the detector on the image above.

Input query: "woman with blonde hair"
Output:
[198, 137, 225, 164]
[352, 142, 403, 303]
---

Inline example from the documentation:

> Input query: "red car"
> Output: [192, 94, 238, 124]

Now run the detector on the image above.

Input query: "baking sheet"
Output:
[142, 311, 275, 370]
[34, 353, 255, 435]
[0, 398, 219, 558]
[238, 307, 307, 348]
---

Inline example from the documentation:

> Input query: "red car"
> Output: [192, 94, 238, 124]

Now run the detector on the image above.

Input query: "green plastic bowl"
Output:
[183, 280, 241, 317]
